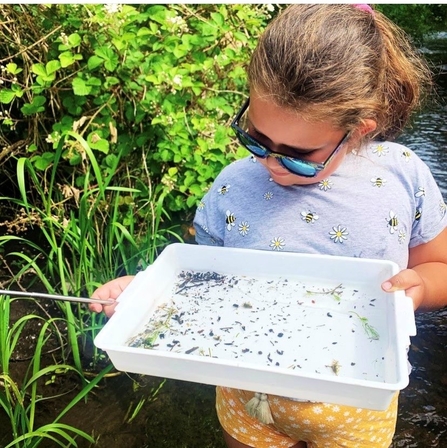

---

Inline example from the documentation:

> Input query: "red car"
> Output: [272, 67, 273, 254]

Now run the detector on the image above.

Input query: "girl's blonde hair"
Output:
[248, 4, 433, 140]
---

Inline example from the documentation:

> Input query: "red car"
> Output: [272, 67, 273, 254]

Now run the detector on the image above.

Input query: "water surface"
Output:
[392, 31, 447, 447]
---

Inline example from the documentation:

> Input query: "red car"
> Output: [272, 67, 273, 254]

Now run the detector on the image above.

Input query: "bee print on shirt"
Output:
[319, 179, 333, 191]
[218, 184, 230, 195]
[372, 144, 389, 157]
[371, 177, 387, 188]
[301, 210, 319, 224]
[415, 208, 422, 221]
[415, 187, 425, 198]
[270, 237, 285, 250]
[402, 150, 412, 162]
[386, 211, 399, 234]
[225, 210, 236, 231]
[329, 225, 349, 243]
[238, 221, 250, 236]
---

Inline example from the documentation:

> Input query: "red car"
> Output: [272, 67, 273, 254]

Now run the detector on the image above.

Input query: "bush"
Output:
[0, 4, 274, 215]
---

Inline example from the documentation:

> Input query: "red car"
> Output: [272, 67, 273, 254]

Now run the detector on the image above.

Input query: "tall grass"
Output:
[0, 294, 114, 447]
[0, 130, 183, 444]
[1, 131, 183, 366]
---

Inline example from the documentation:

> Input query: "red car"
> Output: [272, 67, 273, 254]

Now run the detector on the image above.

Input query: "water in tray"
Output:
[127, 270, 390, 383]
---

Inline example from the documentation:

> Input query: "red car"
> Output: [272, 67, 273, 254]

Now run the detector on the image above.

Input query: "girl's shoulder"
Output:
[361, 140, 432, 177]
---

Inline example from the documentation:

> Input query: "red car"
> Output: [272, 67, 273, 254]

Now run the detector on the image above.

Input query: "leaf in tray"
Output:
[305, 283, 344, 301]
[350, 311, 380, 340]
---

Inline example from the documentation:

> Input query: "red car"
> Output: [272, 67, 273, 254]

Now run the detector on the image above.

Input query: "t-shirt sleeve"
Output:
[409, 156, 447, 247]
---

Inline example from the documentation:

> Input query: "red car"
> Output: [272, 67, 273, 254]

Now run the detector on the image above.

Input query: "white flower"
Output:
[172, 75, 183, 86]
[329, 225, 349, 243]
[319, 179, 333, 191]
[167, 15, 183, 26]
[238, 221, 250, 236]
[103, 4, 122, 14]
[372, 144, 389, 157]
[270, 237, 285, 250]
[398, 229, 406, 244]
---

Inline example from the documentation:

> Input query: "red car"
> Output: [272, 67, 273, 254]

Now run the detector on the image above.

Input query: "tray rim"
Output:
[94, 243, 415, 407]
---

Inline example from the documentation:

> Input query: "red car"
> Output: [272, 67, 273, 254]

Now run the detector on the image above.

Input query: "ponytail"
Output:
[248, 5, 433, 141]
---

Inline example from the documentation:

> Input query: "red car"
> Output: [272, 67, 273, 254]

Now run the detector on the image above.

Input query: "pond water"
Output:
[390, 32, 447, 447]
[1, 33, 446, 448]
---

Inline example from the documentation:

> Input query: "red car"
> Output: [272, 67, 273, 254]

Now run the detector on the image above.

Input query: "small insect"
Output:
[326, 359, 341, 375]
[225, 210, 236, 230]
[415, 186, 426, 198]
[402, 150, 412, 161]
[301, 210, 319, 224]
[414, 208, 422, 221]
[242, 302, 253, 309]
[386, 211, 399, 234]
[219, 184, 231, 195]
[370, 177, 386, 188]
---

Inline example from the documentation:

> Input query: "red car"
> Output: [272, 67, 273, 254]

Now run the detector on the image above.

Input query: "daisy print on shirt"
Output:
[372, 143, 389, 157]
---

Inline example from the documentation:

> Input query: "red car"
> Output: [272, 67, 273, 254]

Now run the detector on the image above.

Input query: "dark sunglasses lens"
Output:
[235, 129, 268, 158]
[280, 158, 317, 177]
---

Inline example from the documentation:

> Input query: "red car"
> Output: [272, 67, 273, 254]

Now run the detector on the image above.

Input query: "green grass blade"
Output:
[55, 363, 113, 421]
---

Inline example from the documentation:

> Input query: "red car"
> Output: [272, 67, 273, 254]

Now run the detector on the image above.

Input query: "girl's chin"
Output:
[269, 171, 317, 186]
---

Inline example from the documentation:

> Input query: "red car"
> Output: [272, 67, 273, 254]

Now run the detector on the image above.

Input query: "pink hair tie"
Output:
[353, 4, 374, 15]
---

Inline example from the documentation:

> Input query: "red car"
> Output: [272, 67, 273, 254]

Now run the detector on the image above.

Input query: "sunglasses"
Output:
[231, 99, 349, 178]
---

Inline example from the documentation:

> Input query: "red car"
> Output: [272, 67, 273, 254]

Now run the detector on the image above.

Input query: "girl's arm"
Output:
[382, 227, 447, 310]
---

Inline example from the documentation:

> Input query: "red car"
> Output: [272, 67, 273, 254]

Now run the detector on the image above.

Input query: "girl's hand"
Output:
[381, 268, 426, 310]
[89, 275, 135, 318]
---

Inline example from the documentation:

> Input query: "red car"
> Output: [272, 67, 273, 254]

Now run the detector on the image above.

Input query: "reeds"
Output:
[0, 294, 114, 446]
[0, 131, 182, 445]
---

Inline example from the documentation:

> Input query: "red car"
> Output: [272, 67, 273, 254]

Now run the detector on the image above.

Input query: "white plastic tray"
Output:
[94, 243, 416, 410]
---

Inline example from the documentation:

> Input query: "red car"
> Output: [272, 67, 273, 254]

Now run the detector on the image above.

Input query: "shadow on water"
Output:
[1, 33, 447, 448]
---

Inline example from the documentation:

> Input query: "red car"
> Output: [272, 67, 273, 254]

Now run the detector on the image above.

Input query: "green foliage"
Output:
[0, 294, 113, 447]
[0, 4, 272, 213]
[375, 4, 447, 43]
[0, 131, 183, 365]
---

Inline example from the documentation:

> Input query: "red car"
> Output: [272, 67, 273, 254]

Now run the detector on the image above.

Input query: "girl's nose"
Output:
[265, 154, 284, 170]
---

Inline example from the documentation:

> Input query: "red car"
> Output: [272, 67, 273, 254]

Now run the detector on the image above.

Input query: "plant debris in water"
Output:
[127, 270, 389, 382]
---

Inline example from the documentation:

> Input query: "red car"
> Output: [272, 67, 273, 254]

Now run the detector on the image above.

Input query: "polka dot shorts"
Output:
[216, 387, 398, 448]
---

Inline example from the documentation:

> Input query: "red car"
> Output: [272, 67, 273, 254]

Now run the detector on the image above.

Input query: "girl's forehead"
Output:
[249, 90, 336, 126]
[248, 95, 346, 150]
[249, 94, 340, 134]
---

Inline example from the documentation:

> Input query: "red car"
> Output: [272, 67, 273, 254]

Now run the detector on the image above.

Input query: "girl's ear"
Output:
[358, 119, 377, 136]
[347, 119, 377, 152]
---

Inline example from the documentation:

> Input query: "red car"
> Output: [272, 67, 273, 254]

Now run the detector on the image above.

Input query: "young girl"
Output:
[91, 5, 447, 447]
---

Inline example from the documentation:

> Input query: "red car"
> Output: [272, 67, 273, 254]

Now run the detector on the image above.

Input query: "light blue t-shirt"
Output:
[193, 141, 447, 270]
